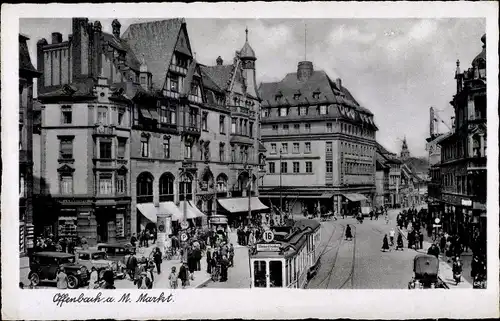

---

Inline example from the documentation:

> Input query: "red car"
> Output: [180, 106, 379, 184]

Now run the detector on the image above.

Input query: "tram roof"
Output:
[293, 219, 321, 232]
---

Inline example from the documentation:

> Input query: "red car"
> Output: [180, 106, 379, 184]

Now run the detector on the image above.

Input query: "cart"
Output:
[408, 254, 447, 289]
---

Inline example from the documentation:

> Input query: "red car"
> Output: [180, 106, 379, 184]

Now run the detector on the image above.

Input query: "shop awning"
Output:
[343, 193, 367, 202]
[218, 197, 269, 213]
[176, 201, 206, 221]
[137, 203, 159, 223]
[321, 192, 335, 198]
[160, 201, 184, 221]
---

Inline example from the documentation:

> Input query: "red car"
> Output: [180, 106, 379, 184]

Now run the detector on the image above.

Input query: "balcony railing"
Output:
[183, 125, 200, 136]
[159, 194, 174, 202]
[137, 195, 153, 203]
[93, 125, 116, 136]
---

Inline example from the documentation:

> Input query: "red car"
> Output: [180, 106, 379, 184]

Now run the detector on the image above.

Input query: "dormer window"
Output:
[275, 95, 282, 102]
[170, 76, 179, 92]
[261, 108, 269, 118]
[191, 83, 199, 96]
[140, 76, 146, 86]
[293, 93, 301, 100]
[279, 107, 288, 117]
[319, 105, 328, 115]
[313, 90, 321, 99]
[299, 106, 308, 116]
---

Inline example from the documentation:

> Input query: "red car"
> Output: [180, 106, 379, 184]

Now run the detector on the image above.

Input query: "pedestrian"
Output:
[153, 247, 162, 274]
[146, 266, 155, 288]
[206, 249, 212, 274]
[396, 233, 404, 251]
[56, 268, 69, 289]
[427, 243, 440, 259]
[381, 234, 390, 252]
[178, 262, 190, 288]
[88, 266, 99, 289]
[169, 267, 178, 289]
[220, 255, 229, 282]
[229, 243, 235, 267]
[194, 246, 202, 272]
[101, 270, 116, 289]
[130, 233, 137, 248]
[345, 224, 353, 241]
[370, 211, 374, 220]
[419, 231, 424, 250]
[389, 228, 395, 247]
[137, 272, 150, 289]
[452, 256, 462, 285]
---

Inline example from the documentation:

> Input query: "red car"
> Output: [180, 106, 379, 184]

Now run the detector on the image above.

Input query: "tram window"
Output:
[253, 260, 267, 288]
[269, 261, 283, 288]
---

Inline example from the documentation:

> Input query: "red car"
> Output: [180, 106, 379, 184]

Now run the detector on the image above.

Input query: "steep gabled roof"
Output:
[19, 34, 41, 76]
[121, 19, 184, 90]
[200, 64, 233, 91]
[102, 32, 141, 72]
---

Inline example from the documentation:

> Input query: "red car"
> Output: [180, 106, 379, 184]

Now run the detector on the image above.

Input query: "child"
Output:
[169, 266, 178, 289]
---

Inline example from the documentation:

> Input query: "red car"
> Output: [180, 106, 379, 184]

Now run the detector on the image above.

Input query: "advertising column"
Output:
[156, 211, 172, 256]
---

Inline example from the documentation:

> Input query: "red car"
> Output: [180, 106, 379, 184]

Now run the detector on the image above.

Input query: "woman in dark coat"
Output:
[396, 233, 404, 251]
[381, 234, 390, 252]
[206, 249, 212, 274]
[345, 224, 353, 240]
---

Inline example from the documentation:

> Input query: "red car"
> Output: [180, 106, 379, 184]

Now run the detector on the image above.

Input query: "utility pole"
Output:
[247, 165, 252, 225]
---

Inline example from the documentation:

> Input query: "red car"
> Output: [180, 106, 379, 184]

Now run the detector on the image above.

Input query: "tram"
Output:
[249, 219, 321, 288]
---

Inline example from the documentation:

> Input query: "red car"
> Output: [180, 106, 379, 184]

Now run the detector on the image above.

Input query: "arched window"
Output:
[179, 173, 193, 201]
[159, 172, 175, 202]
[137, 172, 154, 203]
[216, 174, 228, 193]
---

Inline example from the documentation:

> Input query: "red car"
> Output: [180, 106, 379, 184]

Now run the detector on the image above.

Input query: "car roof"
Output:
[75, 249, 105, 254]
[33, 251, 75, 258]
[97, 242, 132, 248]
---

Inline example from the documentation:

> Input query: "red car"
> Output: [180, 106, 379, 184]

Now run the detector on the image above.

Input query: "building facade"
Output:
[376, 142, 402, 208]
[19, 34, 42, 253]
[258, 61, 378, 216]
[35, 18, 264, 245]
[436, 34, 486, 254]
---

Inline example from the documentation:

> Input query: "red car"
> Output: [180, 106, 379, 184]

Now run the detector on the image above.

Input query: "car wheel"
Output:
[67, 275, 79, 289]
[29, 273, 40, 286]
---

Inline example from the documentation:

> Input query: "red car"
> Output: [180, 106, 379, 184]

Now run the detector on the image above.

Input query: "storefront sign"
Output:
[256, 243, 281, 252]
[210, 216, 228, 224]
[461, 199, 472, 207]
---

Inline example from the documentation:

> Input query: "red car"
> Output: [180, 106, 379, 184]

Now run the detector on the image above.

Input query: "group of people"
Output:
[381, 228, 405, 252]
[130, 228, 157, 248]
[34, 234, 82, 254]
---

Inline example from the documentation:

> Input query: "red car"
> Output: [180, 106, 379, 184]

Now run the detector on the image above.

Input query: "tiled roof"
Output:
[122, 19, 184, 90]
[259, 70, 365, 111]
[200, 64, 233, 91]
[19, 34, 40, 75]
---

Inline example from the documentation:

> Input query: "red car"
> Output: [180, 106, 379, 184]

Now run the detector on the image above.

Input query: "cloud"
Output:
[329, 25, 377, 45]
[408, 19, 438, 41]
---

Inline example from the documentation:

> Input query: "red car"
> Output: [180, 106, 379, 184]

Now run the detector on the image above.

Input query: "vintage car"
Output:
[75, 249, 125, 280]
[28, 252, 89, 289]
[96, 242, 135, 265]
[408, 254, 447, 289]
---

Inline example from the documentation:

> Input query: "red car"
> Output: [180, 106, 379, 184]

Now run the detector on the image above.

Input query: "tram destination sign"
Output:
[256, 243, 281, 252]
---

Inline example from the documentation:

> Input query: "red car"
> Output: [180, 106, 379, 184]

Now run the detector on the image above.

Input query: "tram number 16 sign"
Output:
[263, 230, 274, 243]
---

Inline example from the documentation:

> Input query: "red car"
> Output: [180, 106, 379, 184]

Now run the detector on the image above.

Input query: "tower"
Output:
[400, 136, 410, 161]
[239, 27, 258, 98]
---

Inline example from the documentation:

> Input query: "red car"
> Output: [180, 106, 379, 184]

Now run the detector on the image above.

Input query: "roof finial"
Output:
[245, 27, 249, 42]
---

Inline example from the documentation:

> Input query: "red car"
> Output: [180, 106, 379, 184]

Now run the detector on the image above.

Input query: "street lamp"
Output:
[243, 163, 253, 225]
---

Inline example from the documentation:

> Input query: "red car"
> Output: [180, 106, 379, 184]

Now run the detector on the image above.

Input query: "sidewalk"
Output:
[397, 226, 472, 288]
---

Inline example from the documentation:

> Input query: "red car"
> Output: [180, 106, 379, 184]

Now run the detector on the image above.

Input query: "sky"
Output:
[20, 18, 486, 157]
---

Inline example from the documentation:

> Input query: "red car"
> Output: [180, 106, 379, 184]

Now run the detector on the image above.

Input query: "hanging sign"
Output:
[180, 232, 189, 242]
[256, 243, 281, 252]
[434, 218, 441, 224]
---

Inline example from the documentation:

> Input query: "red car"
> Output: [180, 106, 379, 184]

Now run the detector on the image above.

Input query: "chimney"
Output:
[112, 19, 121, 38]
[335, 78, 342, 89]
[216, 56, 223, 65]
[297, 61, 313, 82]
[68, 34, 73, 42]
[51, 32, 63, 44]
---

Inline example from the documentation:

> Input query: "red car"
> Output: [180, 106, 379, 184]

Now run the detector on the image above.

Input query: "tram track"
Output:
[310, 223, 347, 289]
[338, 224, 357, 289]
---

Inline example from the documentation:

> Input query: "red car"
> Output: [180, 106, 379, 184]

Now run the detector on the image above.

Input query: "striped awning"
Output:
[218, 197, 269, 213]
